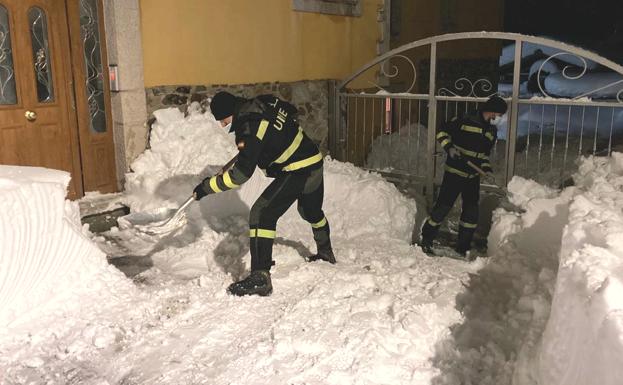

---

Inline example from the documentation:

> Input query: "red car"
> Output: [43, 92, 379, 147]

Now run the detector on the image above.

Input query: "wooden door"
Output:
[67, 0, 117, 194]
[0, 0, 83, 198]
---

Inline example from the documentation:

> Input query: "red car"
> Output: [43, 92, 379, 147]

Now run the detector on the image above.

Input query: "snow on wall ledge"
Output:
[0, 166, 128, 329]
[538, 154, 623, 385]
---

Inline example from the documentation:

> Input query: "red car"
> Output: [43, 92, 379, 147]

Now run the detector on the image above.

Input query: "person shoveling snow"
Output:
[191, 91, 336, 296]
[419, 95, 508, 259]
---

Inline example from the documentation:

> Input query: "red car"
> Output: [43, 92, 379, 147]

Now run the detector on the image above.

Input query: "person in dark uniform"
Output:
[419, 95, 508, 257]
[193, 91, 335, 297]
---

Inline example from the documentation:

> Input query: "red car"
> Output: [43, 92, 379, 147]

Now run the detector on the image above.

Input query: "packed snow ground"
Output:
[1, 103, 622, 384]
[0, 106, 477, 384]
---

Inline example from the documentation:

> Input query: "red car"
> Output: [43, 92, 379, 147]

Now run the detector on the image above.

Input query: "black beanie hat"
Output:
[210, 91, 237, 120]
[482, 95, 508, 114]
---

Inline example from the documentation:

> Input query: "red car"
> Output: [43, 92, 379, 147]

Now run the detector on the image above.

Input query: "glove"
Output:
[483, 172, 495, 184]
[447, 147, 461, 160]
[193, 181, 208, 200]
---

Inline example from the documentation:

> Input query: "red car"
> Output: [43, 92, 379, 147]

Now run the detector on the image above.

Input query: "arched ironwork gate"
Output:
[330, 32, 623, 204]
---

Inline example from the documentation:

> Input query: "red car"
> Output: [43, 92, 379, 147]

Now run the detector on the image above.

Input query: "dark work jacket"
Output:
[200, 94, 322, 195]
[436, 111, 497, 178]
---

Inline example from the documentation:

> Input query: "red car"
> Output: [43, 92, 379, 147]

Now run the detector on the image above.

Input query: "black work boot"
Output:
[420, 238, 434, 255]
[227, 270, 273, 297]
[307, 246, 336, 264]
[454, 246, 467, 257]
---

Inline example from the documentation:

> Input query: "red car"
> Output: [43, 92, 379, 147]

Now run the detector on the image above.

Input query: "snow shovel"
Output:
[466, 160, 525, 214]
[466, 160, 499, 187]
[122, 155, 239, 236]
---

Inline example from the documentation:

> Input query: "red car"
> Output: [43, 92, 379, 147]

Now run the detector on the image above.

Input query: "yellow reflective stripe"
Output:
[311, 217, 327, 228]
[249, 229, 276, 239]
[481, 163, 491, 168]
[209, 176, 222, 193]
[461, 125, 483, 134]
[283, 153, 323, 172]
[274, 128, 303, 164]
[454, 144, 487, 159]
[427, 217, 441, 226]
[459, 220, 478, 229]
[444, 165, 477, 178]
[440, 138, 451, 148]
[256, 120, 269, 140]
[436, 131, 449, 140]
[222, 171, 239, 189]
[485, 132, 495, 141]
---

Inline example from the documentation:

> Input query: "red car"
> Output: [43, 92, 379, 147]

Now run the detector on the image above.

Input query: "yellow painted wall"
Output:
[139, 0, 383, 87]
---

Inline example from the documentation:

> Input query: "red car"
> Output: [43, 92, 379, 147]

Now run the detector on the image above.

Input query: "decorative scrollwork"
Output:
[80, 0, 107, 133]
[0, 31, 5, 63]
[0, 8, 17, 105]
[537, 52, 586, 97]
[29, 7, 54, 102]
[537, 52, 623, 102]
[438, 78, 496, 98]
[368, 54, 417, 93]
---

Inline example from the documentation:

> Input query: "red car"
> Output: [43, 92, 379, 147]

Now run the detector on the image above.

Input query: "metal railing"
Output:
[330, 32, 623, 202]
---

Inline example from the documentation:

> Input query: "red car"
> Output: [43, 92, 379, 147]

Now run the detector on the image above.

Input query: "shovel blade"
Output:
[136, 213, 188, 235]
[118, 207, 186, 236]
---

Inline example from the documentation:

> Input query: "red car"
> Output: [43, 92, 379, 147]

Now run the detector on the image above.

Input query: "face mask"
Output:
[489, 115, 504, 126]
[223, 122, 232, 131]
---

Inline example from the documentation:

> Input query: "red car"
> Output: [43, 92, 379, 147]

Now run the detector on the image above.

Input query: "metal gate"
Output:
[330, 32, 623, 203]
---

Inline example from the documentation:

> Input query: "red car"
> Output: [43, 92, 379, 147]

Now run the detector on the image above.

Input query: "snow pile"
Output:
[0, 166, 131, 330]
[124, 104, 237, 212]
[505, 176, 559, 207]
[0, 104, 482, 385]
[365, 122, 428, 173]
[433, 174, 571, 385]
[9, 101, 623, 384]
[538, 153, 623, 385]
[433, 154, 623, 385]
[122, 103, 416, 247]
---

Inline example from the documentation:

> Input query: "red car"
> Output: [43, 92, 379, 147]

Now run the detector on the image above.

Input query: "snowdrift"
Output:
[0, 166, 130, 330]
[365, 122, 428, 173]
[123, 103, 416, 249]
[482, 154, 623, 384]
[130, 105, 623, 384]
[538, 154, 623, 385]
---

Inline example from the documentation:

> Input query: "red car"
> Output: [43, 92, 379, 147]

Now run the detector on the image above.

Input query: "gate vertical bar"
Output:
[329, 82, 337, 157]
[333, 88, 342, 159]
[426, 42, 438, 207]
[505, 38, 523, 185]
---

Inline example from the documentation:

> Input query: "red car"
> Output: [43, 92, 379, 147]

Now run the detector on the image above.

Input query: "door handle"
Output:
[25, 110, 37, 121]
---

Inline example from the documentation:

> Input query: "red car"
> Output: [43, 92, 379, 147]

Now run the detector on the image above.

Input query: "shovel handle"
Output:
[178, 195, 196, 212]
[220, 155, 238, 174]
[466, 160, 488, 177]
[466, 160, 508, 193]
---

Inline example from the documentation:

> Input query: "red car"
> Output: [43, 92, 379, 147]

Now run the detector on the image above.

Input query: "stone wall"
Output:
[145, 80, 333, 152]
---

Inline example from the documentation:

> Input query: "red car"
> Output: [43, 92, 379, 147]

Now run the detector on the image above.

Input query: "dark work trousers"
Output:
[420, 171, 480, 252]
[249, 166, 331, 271]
